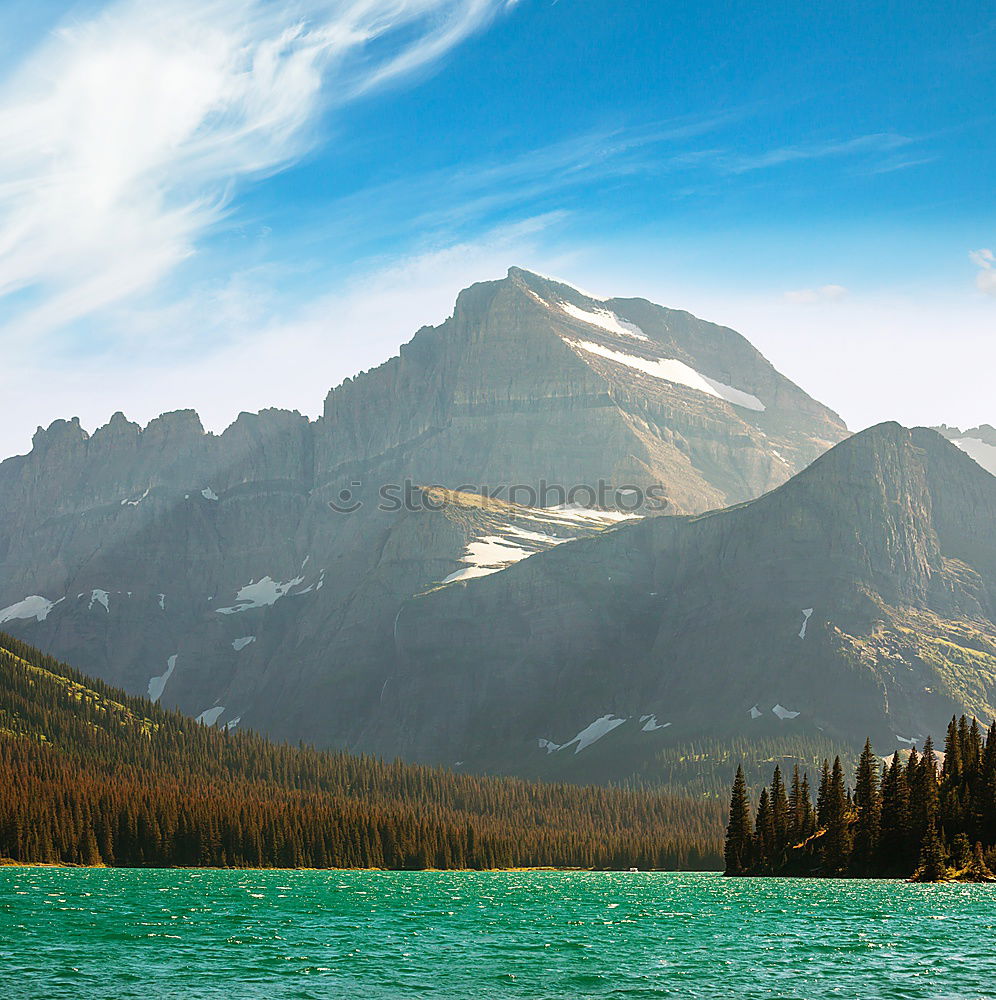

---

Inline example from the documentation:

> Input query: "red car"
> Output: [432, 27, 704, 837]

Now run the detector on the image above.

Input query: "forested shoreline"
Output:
[724, 718, 996, 881]
[0, 633, 723, 871]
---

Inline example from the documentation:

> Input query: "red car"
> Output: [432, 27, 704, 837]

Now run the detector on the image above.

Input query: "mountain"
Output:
[364, 424, 996, 782]
[0, 268, 846, 756]
[933, 424, 996, 477]
[0, 632, 723, 869]
[318, 268, 846, 512]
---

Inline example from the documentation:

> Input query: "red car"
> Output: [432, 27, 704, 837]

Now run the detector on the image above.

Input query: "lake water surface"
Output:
[1, 868, 994, 999]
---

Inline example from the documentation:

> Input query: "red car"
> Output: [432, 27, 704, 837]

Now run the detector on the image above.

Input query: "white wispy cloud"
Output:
[783, 284, 848, 304]
[722, 133, 913, 174]
[970, 248, 996, 296]
[0, 0, 509, 339]
[274, 113, 745, 251]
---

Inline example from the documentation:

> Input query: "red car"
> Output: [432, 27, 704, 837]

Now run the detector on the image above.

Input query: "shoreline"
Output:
[0, 859, 711, 874]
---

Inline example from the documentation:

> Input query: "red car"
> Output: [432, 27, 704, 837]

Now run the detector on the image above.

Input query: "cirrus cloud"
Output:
[0, 0, 510, 340]
[970, 249, 996, 297]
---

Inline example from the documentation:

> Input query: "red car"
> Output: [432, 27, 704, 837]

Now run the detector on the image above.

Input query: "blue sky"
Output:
[0, 0, 993, 456]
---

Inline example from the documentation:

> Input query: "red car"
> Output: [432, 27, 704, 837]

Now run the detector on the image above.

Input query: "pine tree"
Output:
[852, 739, 881, 875]
[916, 737, 941, 843]
[821, 757, 852, 876]
[724, 765, 753, 876]
[944, 717, 962, 783]
[914, 821, 947, 882]
[799, 773, 815, 839]
[754, 787, 774, 872]
[816, 759, 832, 828]
[879, 753, 912, 875]
[788, 765, 805, 843]
[770, 765, 789, 864]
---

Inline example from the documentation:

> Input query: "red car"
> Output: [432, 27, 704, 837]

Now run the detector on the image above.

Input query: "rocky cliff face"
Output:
[0, 267, 847, 761]
[368, 425, 996, 781]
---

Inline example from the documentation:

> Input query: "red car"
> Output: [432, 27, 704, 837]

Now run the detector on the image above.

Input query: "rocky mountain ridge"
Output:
[0, 267, 855, 774]
[933, 424, 996, 477]
[366, 424, 996, 781]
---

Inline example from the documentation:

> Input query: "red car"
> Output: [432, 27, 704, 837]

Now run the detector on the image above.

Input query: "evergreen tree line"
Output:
[724, 718, 996, 880]
[0, 634, 724, 870]
[627, 732, 857, 799]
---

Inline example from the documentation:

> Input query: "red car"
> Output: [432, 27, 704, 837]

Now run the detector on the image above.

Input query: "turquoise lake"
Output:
[1, 869, 994, 999]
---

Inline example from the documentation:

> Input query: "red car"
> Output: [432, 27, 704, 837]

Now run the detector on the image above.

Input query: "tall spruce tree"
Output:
[944, 718, 963, 784]
[915, 821, 947, 882]
[770, 765, 790, 865]
[879, 753, 912, 875]
[724, 765, 753, 876]
[816, 759, 832, 828]
[917, 737, 941, 841]
[852, 739, 881, 875]
[821, 757, 852, 876]
[754, 787, 774, 871]
[788, 765, 805, 844]
[799, 773, 815, 839]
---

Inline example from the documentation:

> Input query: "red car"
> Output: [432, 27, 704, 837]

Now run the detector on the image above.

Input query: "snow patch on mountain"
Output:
[148, 654, 177, 703]
[89, 590, 110, 612]
[639, 714, 671, 732]
[231, 636, 256, 651]
[201, 487, 219, 501]
[558, 301, 649, 341]
[196, 706, 225, 726]
[503, 524, 572, 545]
[121, 487, 150, 506]
[542, 503, 638, 525]
[952, 437, 996, 477]
[772, 704, 800, 720]
[442, 524, 577, 584]
[439, 498, 636, 587]
[216, 575, 305, 614]
[0, 595, 63, 624]
[749, 705, 763, 719]
[799, 608, 814, 639]
[539, 714, 628, 755]
[566, 339, 766, 411]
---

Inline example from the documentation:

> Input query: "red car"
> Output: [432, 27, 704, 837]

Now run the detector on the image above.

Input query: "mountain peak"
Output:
[504, 266, 613, 310]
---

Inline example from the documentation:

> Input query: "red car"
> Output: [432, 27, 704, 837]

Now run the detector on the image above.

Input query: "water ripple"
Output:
[1, 869, 994, 999]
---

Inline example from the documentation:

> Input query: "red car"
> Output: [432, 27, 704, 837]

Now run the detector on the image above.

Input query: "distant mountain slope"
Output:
[368, 425, 996, 780]
[0, 267, 846, 752]
[0, 632, 723, 869]
[933, 424, 996, 476]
